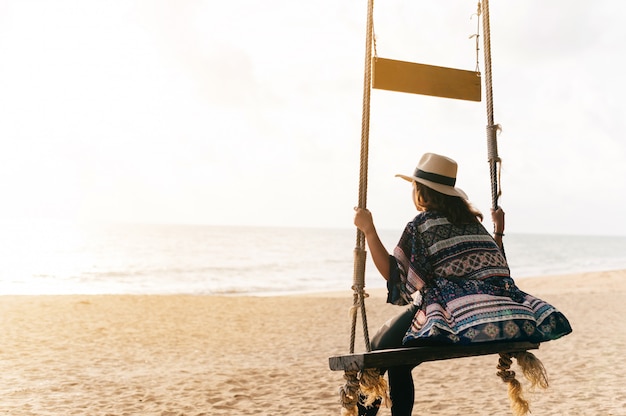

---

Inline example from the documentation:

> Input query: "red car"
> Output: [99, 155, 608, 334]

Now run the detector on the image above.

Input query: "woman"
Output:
[353, 153, 572, 416]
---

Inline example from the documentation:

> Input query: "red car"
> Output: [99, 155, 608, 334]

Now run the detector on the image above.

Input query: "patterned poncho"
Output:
[387, 211, 572, 346]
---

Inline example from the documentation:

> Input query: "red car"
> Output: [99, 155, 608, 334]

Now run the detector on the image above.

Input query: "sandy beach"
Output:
[1, 270, 625, 415]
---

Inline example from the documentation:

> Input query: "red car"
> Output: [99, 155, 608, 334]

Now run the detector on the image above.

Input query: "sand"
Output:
[1, 269, 625, 416]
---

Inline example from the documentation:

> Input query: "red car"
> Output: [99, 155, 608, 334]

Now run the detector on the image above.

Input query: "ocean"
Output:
[1, 219, 626, 296]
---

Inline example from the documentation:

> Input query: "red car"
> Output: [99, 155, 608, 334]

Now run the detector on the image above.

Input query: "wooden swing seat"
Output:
[329, 341, 539, 371]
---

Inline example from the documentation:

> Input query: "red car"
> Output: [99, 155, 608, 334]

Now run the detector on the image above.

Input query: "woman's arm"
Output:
[354, 207, 391, 280]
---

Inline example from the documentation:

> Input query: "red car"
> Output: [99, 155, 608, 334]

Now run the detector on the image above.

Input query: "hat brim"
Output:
[396, 174, 468, 200]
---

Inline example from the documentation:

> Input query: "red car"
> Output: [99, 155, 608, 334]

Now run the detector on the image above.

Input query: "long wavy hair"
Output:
[412, 181, 483, 224]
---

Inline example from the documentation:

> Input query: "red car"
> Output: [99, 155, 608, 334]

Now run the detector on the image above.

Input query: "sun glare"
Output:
[0, 219, 97, 295]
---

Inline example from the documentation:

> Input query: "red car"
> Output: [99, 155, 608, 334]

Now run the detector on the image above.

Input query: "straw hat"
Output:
[396, 153, 468, 199]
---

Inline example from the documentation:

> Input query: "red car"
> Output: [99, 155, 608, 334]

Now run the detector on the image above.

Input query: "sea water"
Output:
[1, 219, 626, 296]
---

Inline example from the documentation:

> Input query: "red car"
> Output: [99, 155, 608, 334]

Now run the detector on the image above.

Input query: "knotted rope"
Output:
[350, 0, 375, 359]
[339, 0, 389, 413]
[339, 365, 360, 415]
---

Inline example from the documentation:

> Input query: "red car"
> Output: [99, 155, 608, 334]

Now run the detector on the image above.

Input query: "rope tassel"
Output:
[339, 367, 390, 416]
[497, 351, 550, 416]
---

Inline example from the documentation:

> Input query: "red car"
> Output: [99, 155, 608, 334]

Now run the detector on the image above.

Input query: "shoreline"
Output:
[1, 269, 625, 415]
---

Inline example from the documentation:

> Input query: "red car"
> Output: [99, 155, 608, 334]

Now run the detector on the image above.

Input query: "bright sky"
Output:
[0, 0, 624, 236]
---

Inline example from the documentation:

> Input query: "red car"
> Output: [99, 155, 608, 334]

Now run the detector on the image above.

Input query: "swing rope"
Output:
[480, 0, 503, 209]
[478, 9, 539, 414]
[340, 0, 390, 414]
[350, 0, 375, 357]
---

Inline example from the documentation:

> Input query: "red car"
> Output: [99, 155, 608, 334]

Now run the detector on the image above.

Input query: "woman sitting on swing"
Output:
[353, 152, 572, 416]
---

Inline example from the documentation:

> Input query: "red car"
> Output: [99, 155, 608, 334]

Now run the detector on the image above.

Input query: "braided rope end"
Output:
[338, 366, 390, 416]
[360, 368, 390, 408]
[339, 369, 360, 416]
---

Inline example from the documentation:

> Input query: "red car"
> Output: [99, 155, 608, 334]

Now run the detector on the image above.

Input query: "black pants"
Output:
[358, 304, 418, 416]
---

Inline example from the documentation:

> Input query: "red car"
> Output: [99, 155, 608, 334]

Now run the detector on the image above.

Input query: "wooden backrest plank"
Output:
[372, 57, 482, 102]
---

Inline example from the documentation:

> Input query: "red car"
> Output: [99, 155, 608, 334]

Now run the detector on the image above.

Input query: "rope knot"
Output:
[487, 123, 502, 133]
[339, 368, 361, 416]
[497, 368, 517, 383]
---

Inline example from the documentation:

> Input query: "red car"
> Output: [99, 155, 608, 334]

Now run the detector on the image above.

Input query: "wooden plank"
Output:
[329, 342, 539, 371]
[372, 57, 482, 102]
